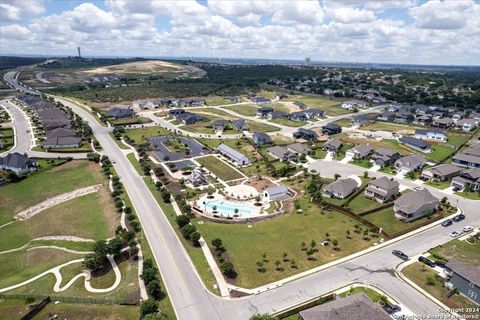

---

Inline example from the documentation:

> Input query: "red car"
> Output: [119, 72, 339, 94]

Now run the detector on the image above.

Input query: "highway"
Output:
[4, 70, 479, 320]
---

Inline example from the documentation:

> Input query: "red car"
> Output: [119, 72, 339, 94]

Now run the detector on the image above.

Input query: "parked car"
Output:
[418, 256, 436, 267]
[434, 260, 451, 271]
[463, 226, 474, 232]
[441, 219, 453, 227]
[413, 186, 423, 191]
[383, 303, 402, 314]
[453, 214, 465, 222]
[392, 250, 408, 260]
[449, 231, 461, 237]
[452, 187, 460, 192]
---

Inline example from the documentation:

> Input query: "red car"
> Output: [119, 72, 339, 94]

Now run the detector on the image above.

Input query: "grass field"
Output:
[223, 104, 258, 116]
[333, 118, 353, 128]
[363, 207, 434, 235]
[429, 239, 480, 265]
[0, 160, 104, 225]
[344, 194, 385, 213]
[126, 153, 143, 176]
[34, 302, 140, 320]
[286, 95, 346, 116]
[195, 195, 373, 288]
[245, 120, 279, 132]
[196, 155, 244, 181]
[0, 127, 14, 151]
[348, 159, 373, 168]
[455, 190, 480, 200]
[122, 126, 171, 144]
[363, 122, 421, 133]
[269, 117, 304, 127]
[0, 191, 116, 252]
[0, 247, 81, 288]
[424, 180, 451, 189]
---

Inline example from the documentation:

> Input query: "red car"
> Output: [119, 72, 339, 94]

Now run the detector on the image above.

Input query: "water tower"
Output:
[305, 56, 311, 65]
[77, 47, 82, 58]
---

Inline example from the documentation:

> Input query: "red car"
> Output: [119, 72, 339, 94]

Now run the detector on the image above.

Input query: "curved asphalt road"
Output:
[5, 70, 480, 320]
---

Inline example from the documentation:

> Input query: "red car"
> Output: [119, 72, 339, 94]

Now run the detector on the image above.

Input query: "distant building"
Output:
[346, 144, 374, 159]
[43, 128, 82, 149]
[322, 139, 343, 153]
[394, 154, 426, 174]
[455, 118, 477, 132]
[267, 146, 296, 162]
[452, 145, 480, 169]
[421, 164, 462, 182]
[287, 143, 311, 156]
[217, 143, 251, 166]
[451, 169, 480, 191]
[212, 119, 229, 131]
[231, 119, 248, 131]
[370, 148, 400, 167]
[322, 123, 342, 136]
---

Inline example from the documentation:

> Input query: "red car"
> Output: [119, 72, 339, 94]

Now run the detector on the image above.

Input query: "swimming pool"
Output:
[203, 199, 254, 216]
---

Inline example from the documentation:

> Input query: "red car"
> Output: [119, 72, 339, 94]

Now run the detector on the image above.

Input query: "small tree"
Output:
[300, 242, 307, 251]
[175, 215, 190, 229]
[250, 313, 276, 320]
[189, 231, 201, 244]
[212, 238, 223, 250]
[334, 173, 341, 180]
[140, 300, 159, 318]
[220, 261, 234, 276]
[332, 239, 339, 251]
[306, 249, 314, 260]
[426, 276, 435, 286]
[363, 171, 369, 178]
[181, 224, 197, 238]
[274, 260, 282, 271]
[282, 252, 288, 262]
[147, 280, 163, 300]
[310, 240, 317, 249]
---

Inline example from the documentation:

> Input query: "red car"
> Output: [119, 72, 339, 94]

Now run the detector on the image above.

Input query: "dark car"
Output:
[418, 256, 436, 267]
[453, 214, 465, 222]
[392, 250, 408, 260]
[434, 260, 452, 271]
[441, 219, 453, 227]
[383, 304, 402, 314]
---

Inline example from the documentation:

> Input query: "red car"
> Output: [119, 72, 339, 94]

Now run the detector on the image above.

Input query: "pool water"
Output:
[204, 199, 254, 216]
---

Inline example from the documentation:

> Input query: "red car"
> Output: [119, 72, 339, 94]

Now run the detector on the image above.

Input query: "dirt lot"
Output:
[244, 176, 276, 192]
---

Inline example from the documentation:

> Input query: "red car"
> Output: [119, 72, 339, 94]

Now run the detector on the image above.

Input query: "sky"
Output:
[1, 0, 479, 65]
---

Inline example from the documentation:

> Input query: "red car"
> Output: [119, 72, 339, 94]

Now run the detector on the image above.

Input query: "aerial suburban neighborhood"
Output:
[0, 1, 479, 320]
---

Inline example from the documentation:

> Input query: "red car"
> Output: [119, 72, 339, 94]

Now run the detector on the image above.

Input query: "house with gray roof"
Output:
[451, 168, 480, 191]
[394, 189, 439, 222]
[346, 144, 374, 159]
[364, 177, 399, 203]
[231, 119, 248, 131]
[445, 259, 480, 305]
[252, 132, 272, 145]
[293, 128, 318, 141]
[268, 110, 287, 119]
[394, 154, 426, 174]
[455, 118, 477, 132]
[217, 143, 251, 166]
[323, 178, 358, 199]
[376, 111, 396, 121]
[107, 107, 134, 119]
[421, 164, 462, 181]
[43, 128, 82, 149]
[299, 292, 390, 320]
[287, 143, 311, 156]
[212, 119, 229, 131]
[370, 148, 400, 167]
[267, 146, 296, 162]
[263, 184, 289, 201]
[452, 145, 480, 169]
[322, 139, 342, 153]
[415, 128, 447, 142]
[432, 117, 453, 128]
[399, 136, 432, 153]
[0, 152, 38, 175]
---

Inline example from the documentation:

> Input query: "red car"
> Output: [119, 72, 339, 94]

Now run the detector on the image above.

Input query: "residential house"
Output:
[415, 114, 433, 126]
[293, 101, 307, 109]
[399, 136, 432, 153]
[451, 169, 480, 191]
[231, 119, 248, 131]
[252, 132, 272, 145]
[452, 111, 466, 123]
[322, 123, 342, 136]
[394, 154, 426, 174]
[432, 117, 453, 128]
[275, 92, 288, 100]
[251, 96, 271, 104]
[394, 112, 414, 123]
[394, 189, 439, 222]
[351, 115, 372, 127]
[452, 145, 480, 169]
[370, 148, 400, 167]
[217, 143, 251, 166]
[0, 152, 38, 175]
[225, 96, 240, 103]
[212, 119, 229, 131]
[293, 128, 318, 141]
[346, 144, 374, 159]
[376, 111, 396, 122]
[323, 178, 358, 199]
[289, 109, 324, 122]
[43, 128, 82, 149]
[421, 164, 462, 181]
[299, 293, 391, 320]
[455, 118, 477, 132]
[364, 177, 400, 203]
[287, 143, 311, 156]
[322, 139, 343, 153]
[176, 112, 204, 125]
[168, 109, 185, 117]
[256, 107, 274, 117]
[267, 146, 296, 162]
[107, 107, 134, 119]
[414, 128, 447, 142]
[263, 184, 289, 201]
[268, 110, 287, 119]
[341, 100, 366, 110]
[445, 259, 480, 305]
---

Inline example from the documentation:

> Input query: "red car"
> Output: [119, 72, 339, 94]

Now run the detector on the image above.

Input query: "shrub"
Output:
[181, 224, 197, 238]
[140, 300, 159, 318]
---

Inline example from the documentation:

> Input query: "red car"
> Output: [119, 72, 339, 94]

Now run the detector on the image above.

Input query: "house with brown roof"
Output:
[364, 177, 399, 203]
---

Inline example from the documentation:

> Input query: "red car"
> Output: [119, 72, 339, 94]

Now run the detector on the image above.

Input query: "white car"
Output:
[463, 226, 474, 233]
[413, 186, 423, 191]
[449, 231, 461, 238]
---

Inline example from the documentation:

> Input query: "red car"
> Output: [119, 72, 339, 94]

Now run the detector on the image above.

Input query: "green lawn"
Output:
[195, 195, 374, 288]
[206, 96, 238, 106]
[33, 302, 140, 320]
[0, 191, 116, 252]
[363, 122, 421, 133]
[378, 166, 396, 175]
[403, 262, 477, 312]
[195, 155, 244, 181]
[126, 153, 143, 176]
[333, 118, 352, 128]
[269, 103, 291, 113]
[348, 159, 372, 168]
[425, 180, 451, 190]
[223, 104, 259, 116]
[269, 117, 304, 127]
[0, 127, 14, 151]
[344, 195, 385, 214]
[286, 95, 346, 116]
[426, 144, 456, 162]
[0, 160, 104, 225]
[338, 286, 388, 303]
[363, 207, 436, 235]
[245, 120, 279, 132]
[446, 133, 470, 146]
[455, 190, 480, 200]
[122, 126, 172, 145]
[429, 239, 480, 265]
[109, 133, 131, 150]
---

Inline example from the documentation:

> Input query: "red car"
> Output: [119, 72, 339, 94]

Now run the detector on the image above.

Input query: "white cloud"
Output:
[409, 0, 479, 30]
[327, 7, 376, 24]
[0, 0, 44, 22]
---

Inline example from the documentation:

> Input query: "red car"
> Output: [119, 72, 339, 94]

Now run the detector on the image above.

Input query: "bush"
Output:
[189, 231, 201, 244]
[147, 280, 163, 300]
[175, 215, 191, 229]
[140, 300, 159, 318]
[181, 224, 197, 238]
[220, 260, 234, 276]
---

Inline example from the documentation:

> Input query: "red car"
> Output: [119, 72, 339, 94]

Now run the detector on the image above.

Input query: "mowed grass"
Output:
[196, 155, 244, 181]
[122, 126, 172, 144]
[0, 190, 116, 252]
[363, 122, 421, 133]
[363, 207, 433, 235]
[0, 160, 104, 225]
[269, 117, 304, 127]
[429, 239, 480, 266]
[223, 104, 259, 116]
[287, 95, 347, 116]
[345, 195, 385, 213]
[0, 247, 81, 288]
[33, 302, 139, 320]
[195, 196, 373, 288]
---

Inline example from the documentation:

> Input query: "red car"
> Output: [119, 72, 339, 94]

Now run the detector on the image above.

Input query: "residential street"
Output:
[4, 72, 480, 320]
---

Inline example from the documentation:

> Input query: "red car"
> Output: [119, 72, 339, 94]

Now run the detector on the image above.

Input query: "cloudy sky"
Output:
[1, 0, 479, 65]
